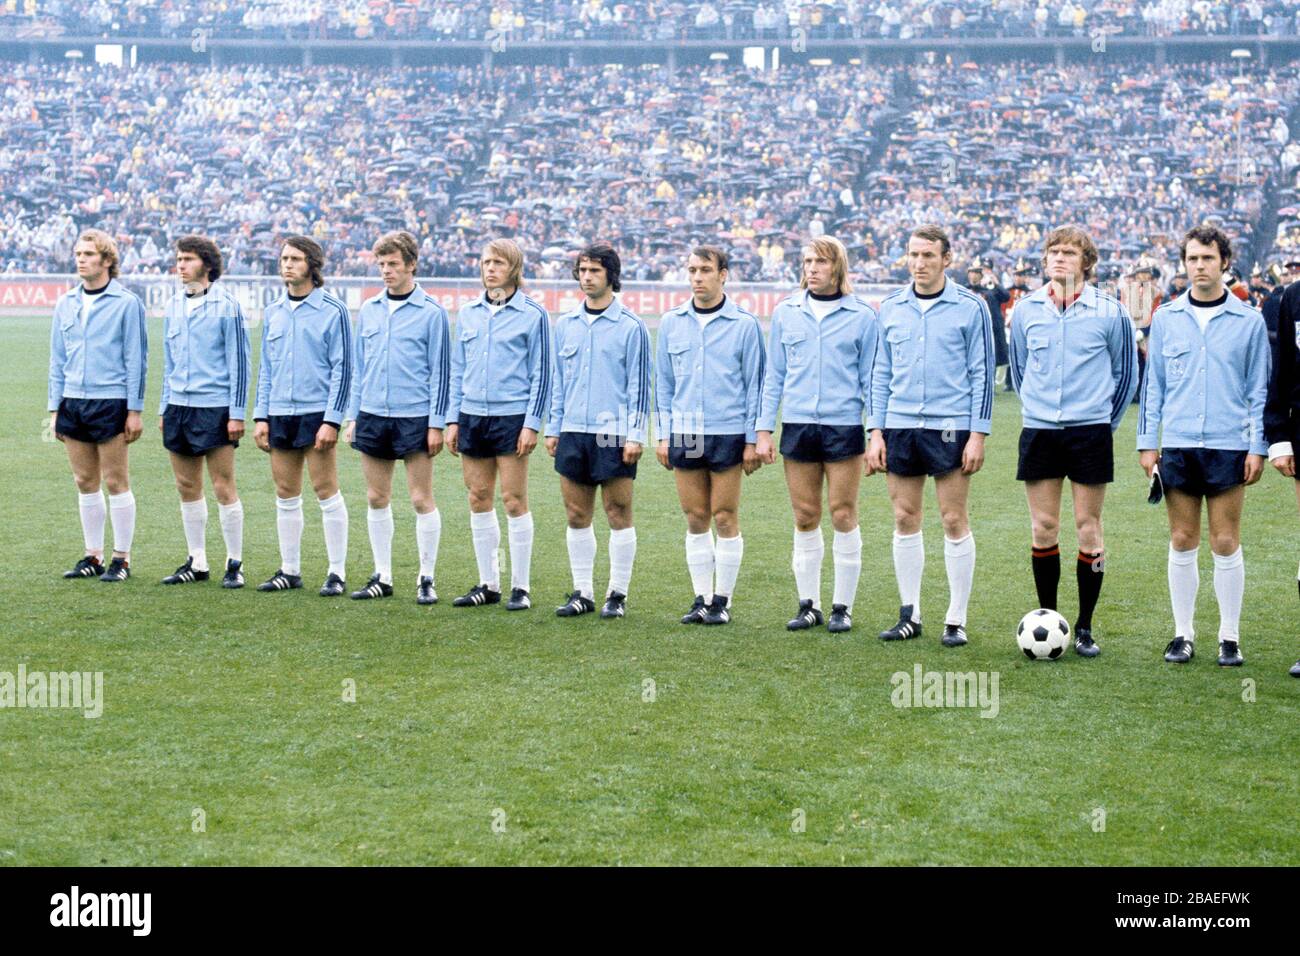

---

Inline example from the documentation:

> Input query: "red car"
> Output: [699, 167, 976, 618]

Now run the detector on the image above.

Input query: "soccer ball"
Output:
[1016, 609, 1071, 660]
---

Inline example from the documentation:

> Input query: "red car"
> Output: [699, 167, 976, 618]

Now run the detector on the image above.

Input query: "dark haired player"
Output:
[253, 236, 353, 596]
[158, 235, 252, 588]
[545, 242, 651, 619]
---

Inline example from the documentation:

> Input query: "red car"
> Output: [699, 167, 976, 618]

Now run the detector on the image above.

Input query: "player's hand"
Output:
[656, 438, 671, 470]
[1244, 453, 1265, 486]
[228, 418, 245, 442]
[961, 432, 986, 475]
[253, 420, 270, 453]
[157, 415, 164, 433]
[742, 442, 761, 475]
[428, 427, 444, 458]
[866, 430, 887, 475]
[343, 421, 355, 444]
[516, 427, 537, 458]
[1273, 454, 1296, 478]
[314, 422, 338, 452]
[445, 422, 459, 456]
[545, 436, 558, 457]
[623, 440, 643, 465]
[756, 431, 776, 465]
[51, 411, 65, 443]
[124, 411, 143, 444]
[1139, 449, 1159, 479]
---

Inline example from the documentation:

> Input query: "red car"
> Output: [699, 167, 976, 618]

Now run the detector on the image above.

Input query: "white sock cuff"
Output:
[794, 527, 822, 549]
[715, 533, 743, 553]
[181, 498, 207, 517]
[318, 492, 345, 513]
[893, 529, 923, 546]
[79, 490, 104, 504]
[416, 506, 441, 523]
[567, 524, 595, 544]
[277, 495, 303, 512]
[1169, 544, 1198, 565]
[108, 490, 134, 506]
[833, 526, 862, 551]
[507, 511, 533, 531]
[944, 532, 974, 554]
[610, 526, 636, 544]
[368, 504, 393, 520]
[470, 509, 498, 528]
[218, 499, 242, 516]
[1213, 547, 1243, 570]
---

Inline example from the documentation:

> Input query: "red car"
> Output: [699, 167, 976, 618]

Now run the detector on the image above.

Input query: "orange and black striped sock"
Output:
[1077, 550, 1104, 631]
[1031, 544, 1060, 611]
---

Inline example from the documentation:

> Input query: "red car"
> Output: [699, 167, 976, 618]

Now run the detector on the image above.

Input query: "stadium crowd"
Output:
[0, 56, 1296, 286]
[2, 0, 1299, 42]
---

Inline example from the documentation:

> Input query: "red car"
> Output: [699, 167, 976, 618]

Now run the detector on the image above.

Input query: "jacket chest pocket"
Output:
[887, 327, 911, 365]
[668, 339, 693, 377]
[459, 324, 479, 363]
[782, 329, 808, 369]
[1027, 334, 1051, 373]
[1162, 341, 1190, 381]
[559, 340, 580, 374]
[265, 321, 288, 363]
[166, 321, 184, 360]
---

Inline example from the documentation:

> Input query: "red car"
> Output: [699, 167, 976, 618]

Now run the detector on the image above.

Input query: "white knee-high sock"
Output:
[566, 525, 597, 600]
[470, 509, 501, 590]
[416, 508, 441, 581]
[608, 526, 637, 596]
[108, 490, 136, 556]
[944, 533, 976, 627]
[685, 530, 715, 601]
[507, 512, 534, 591]
[1213, 547, 1244, 643]
[892, 530, 924, 621]
[276, 495, 304, 575]
[78, 489, 106, 558]
[832, 526, 862, 611]
[1168, 544, 1199, 641]
[714, 534, 743, 601]
[218, 499, 243, 563]
[180, 497, 208, 571]
[319, 492, 348, 578]
[792, 527, 824, 608]
[367, 505, 394, 583]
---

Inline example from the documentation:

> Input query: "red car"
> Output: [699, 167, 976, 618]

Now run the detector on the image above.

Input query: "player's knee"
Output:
[792, 503, 821, 530]
[73, 475, 100, 494]
[366, 488, 390, 509]
[604, 501, 632, 529]
[1210, 531, 1239, 555]
[1170, 527, 1199, 551]
[1031, 515, 1060, 543]
[500, 489, 527, 517]
[683, 507, 710, 533]
[565, 504, 591, 528]
[712, 508, 738, 537]
[409, 491, 434, 514]
[830, 503, 857, 531]
[940, 508, 968, 539]
[467, 486, 494, 512]
[103, 474, 130, 496]
[210, 476, 237, 505]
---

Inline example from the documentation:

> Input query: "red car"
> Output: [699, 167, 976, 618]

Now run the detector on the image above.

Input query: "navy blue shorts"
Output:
[885, 427, 968, 477]
[554, 432, 637, 485]
[1016, 423, 1113, 484]
[458, 413, 526, 459]
[267, 413, 328, 451]
[162, 404, 236, 457]
[668, 433, 746, 471]
[1160, 447, 1248, 498]
[779, 423, 865, 464]
[55, 398, 127, 444]
[352, 412, 427, 460]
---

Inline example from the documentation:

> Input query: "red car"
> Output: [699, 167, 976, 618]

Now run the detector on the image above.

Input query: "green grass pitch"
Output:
[1, 313, 1296, 865]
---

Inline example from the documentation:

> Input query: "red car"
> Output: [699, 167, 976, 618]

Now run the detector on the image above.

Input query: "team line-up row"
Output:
[44, 224, 1300, 675]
